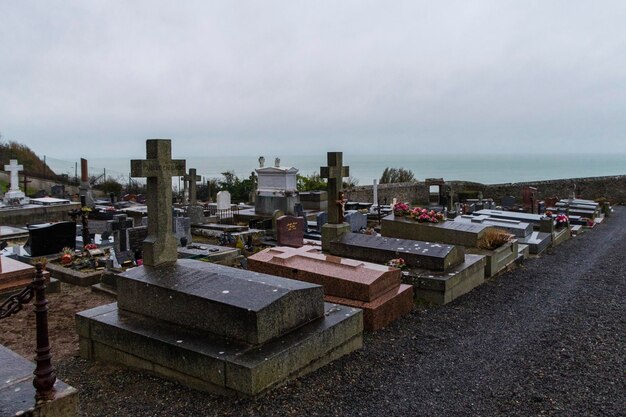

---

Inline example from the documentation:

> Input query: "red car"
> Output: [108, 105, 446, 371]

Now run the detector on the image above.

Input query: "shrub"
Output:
[477, 228, 514, 250]
[380, 167, 415, 184]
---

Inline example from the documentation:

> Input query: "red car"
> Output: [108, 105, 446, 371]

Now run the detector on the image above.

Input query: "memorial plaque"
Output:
[276, 215, 305, 248]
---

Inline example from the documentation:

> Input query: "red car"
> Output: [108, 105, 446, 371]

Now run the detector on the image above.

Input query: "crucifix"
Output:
[4, 159, 23, 192]
[320, 152, 349, 224]
[183, 168, 201, 205]
[131, 139, 186, 266]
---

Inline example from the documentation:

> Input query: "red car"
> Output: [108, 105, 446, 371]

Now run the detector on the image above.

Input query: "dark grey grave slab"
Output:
[128, 226, 149, 253]
[177, 244, 241, 262]
[501, 196, 517, 208]
[316, 211, 328, 232]
[24, 221, 76, 256]
[117, 259, 325, 345]
[0, 345, 78, 416]
[192, 223, 250, 232]
[329, 232, 464, 271]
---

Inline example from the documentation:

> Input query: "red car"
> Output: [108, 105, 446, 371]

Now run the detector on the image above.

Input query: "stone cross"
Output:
[321, 152, 349, 224]
[4, 159, 23, 192]
[183, 168, 201, 205]
[131, 139, 186, 266]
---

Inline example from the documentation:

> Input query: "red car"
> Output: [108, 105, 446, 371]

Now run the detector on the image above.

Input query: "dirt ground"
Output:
[0, 283, 114, 361]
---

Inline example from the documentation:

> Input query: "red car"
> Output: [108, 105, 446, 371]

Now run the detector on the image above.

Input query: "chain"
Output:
[0, 284, 35, 320]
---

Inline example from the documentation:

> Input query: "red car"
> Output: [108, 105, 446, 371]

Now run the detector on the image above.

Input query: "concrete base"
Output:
[76, 302, 362, 396]
[321, 223, 350, 252]
[403, 254, 486, 305]
[45, 261, 103, 287]
[466, 240, 519, 278]
[0, 345, 78, 417]
[552, 227, 571, 247]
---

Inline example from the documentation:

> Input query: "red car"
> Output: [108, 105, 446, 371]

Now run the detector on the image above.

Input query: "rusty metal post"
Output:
[32, 263, 56, 401]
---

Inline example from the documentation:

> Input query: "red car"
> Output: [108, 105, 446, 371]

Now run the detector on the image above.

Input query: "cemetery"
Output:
[0, 139, 623, 415]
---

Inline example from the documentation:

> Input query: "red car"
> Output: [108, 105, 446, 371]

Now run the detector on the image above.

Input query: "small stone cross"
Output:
[320, 152, 349, 224]
[183, 168, 201, 205]
[131, 139, 186, 266]
[4, 159, 23, 192]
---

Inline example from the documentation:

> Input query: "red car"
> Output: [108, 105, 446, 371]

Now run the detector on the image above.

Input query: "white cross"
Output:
[4, 159, 23, 192]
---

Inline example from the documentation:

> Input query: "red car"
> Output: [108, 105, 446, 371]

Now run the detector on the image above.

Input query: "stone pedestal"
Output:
[321, 223, 350, 252]
[77, 259, 362, 396]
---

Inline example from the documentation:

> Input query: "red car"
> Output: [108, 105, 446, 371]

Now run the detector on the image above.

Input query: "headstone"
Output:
[79, 158, 95, 207]
[522, 186, 538, 214]
[183, 168, 201, 205]
[24, 222, 76, 257]
[501, 196, 516, 209]
[320, 152, 351, 251]
[173, 216, 192, 247]
[130, 139, 186, 266]
[216, 190, 231, 210]
[276, 215, 305, 248]
[372, 179, 378, 206]
[329, 232, 465, 271]
[316, 211, 328, 232]
[344, 210, 367, 232]
[294, 202, 305, 218]
[127, 226, 149, 254]
[271, 209, 285, 233]
[3, 159, 29, 205]
[248, 246, 413, 331]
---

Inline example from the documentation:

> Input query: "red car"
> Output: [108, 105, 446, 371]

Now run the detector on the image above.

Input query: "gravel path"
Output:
[56, 207, 625, 416]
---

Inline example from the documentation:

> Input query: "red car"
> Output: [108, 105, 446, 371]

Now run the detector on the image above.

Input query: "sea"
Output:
[49, 153, 626, 186]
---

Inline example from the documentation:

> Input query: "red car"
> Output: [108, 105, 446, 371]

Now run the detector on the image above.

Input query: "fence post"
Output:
[32, 263, 56, 401]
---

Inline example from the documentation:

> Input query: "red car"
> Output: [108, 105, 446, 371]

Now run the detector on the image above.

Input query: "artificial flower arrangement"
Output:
[393, 202, 445, 222]
[544, 210, 553, 217]
[386, 258, 407, 270]
[555, 214, 569, 227]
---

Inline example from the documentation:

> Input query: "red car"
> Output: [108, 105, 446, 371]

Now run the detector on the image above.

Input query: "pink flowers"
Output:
[393, 202, 445, 222]
[555, 214, 569, 227]
[387, 258, 407, 269]
[84, 243, 98, 251]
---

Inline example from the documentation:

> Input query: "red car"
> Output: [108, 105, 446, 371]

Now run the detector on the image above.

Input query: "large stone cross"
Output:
[131, 139, 186, 266]
[183, 168, 201, 205]
[321, 152, 349, 224]
[4, 159, 23, 192]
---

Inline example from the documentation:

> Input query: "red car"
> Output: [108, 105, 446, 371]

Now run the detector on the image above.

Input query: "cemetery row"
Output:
[0, 140, 612, 414]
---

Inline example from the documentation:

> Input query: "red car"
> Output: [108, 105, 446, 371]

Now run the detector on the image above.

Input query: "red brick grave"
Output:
[248, 245, 413, 330]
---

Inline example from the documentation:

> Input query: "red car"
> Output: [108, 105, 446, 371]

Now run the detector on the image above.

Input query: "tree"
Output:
[98, 178, 124, 196]
[217, 170, 253, 203]
[380, 167, 415, 183]
[297, 172, 327, 191]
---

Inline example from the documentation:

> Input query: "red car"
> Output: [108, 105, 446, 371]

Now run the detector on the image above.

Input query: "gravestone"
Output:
[130, 139, 186, 265]
[271, 209, 285, 234]
[320, 152, 351, 251]
[501, 196, 516, 209]
[294, 202, 305, 218]
[276, 215, 305, 248]
[316, 211, 328, 232]
[173, 216, 192, 247]
[216, 191, 231, 210]
[77, 139, 363, 396]
[330, 232, 465, 271]
[522, 186, 538, 214]
[128, 226, 149, 254]
[183, 168, 201, 205]
[79, 158, 95, 207]
[248, 246, 413, 331]
[3, 159, 29, 205]
[344, 210, 367, 232]
[24, 222, 76, 257]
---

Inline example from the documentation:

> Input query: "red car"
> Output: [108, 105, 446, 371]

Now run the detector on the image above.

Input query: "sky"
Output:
[1, 1, 625, 159]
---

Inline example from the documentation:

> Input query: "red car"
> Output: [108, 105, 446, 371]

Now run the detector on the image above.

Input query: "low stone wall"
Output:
[0, 203, 81, 226]
[345, 175, 626, 205]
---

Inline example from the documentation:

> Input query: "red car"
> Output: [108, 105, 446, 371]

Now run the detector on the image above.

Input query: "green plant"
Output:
[380, 167, 415, 184]
[297, 172, 327, 191]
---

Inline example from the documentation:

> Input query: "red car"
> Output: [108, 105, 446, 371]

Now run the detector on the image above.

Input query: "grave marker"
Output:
[130, 139, 186, 266]
[276, 215, 305, 248]
[320, 152, 351, 250]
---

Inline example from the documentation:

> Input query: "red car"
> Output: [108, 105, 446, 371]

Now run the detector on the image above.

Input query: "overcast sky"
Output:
[1, 1, 625, 159]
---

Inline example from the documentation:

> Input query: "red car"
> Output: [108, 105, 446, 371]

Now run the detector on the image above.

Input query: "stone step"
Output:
[403, 254, 487, 305]
[76, 301, 362, 397]
[117, 259, 325, 345]
[0, 345, 78, 417]
[329, 232, 465, 271]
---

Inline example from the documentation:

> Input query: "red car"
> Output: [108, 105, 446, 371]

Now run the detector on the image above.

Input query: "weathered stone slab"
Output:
[344, 210, 367, 232]
[117, 259, 325, 345]
[247, 246, 413, 330]
[455, 215, 532, 238]
[474, 209, 543, 225]
[177, 244, 241, 262]
[403, 254, 486, 304]
[329, 232, 464, 271]
[0, 344, 78, 417]
[77, 301, 362, 396]
[381, 215, 492, 247]
[552, 226, 571, 247]
[519, 231, 552, 254]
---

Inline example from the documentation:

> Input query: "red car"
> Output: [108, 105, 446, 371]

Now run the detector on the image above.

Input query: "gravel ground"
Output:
[7, 208, 626, 416]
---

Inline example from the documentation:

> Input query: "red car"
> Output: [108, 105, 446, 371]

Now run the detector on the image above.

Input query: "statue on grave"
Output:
[258, 156, 265, 168]
[336, 191, 347, 223]
[275, 157, 280, 167]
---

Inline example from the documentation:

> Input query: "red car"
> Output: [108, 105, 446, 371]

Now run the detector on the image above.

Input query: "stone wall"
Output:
[345, 175, 626, 205]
